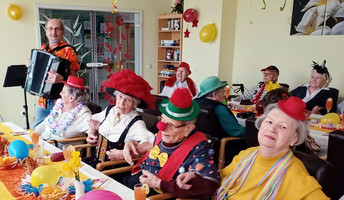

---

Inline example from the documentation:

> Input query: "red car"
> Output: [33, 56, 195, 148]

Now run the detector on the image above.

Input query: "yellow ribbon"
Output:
[148, 145, 169, 167]
[265, 81, 280, 92]
[111, 0, 118, 13]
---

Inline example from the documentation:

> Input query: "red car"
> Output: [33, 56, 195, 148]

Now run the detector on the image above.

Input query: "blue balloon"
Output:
[8, 140, 29, 159]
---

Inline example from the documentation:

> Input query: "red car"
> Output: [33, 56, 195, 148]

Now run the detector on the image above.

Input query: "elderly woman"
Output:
[217, 96, 329, 200]
[35, 76, 91, 146]
[123, 88, 219, 199]
[291, 60, 334, 115]
[160, 62, 198, 98]
[233, 65, 280, 104]
[85, 70, 155, 166]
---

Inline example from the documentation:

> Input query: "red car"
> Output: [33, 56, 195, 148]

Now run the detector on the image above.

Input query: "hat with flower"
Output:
[62, 76, 88, 89]
[159, 88, 200, 121]
[175, 62, 192, 75]
[101, 69, 155, 109]
[278, 96, 307, 121]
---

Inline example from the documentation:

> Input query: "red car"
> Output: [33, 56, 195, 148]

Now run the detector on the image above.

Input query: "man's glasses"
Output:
[262, 72, 273, 76]
[158, 116, 187, 129]
[47, 27, 63, 32]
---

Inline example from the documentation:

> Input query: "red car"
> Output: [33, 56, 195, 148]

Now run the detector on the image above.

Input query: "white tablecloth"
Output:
[3, 122, 140, 200]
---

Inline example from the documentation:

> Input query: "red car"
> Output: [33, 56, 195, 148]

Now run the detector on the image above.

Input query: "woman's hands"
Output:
[123, 141, 139, 165]
[139, 170, 162, 189]
[86, 119, 101, 144]
[311, 106, 322, 114]
[106, 149, 124, 161]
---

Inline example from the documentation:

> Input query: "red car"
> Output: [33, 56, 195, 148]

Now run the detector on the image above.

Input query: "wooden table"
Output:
[0, 122, 138, 200]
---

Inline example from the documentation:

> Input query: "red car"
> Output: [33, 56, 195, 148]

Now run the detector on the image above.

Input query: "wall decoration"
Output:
[112, 0, 118, 13]
[290, 0, 344, 35]
[199, 23, 217, 42]
[184, 27, 190, 38]
[7, 4, 23, 20]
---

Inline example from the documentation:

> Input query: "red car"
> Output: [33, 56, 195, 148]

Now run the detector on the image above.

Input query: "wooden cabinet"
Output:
[157, 13, 183, 93]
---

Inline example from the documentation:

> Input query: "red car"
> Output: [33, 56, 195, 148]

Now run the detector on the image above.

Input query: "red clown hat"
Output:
[278, 96, 307, 121]
[101, 70, 155, 109]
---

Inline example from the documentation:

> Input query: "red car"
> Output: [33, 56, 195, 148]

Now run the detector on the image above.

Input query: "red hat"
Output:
[62, 76, 88, 89]
[278, 96, 306, 121]
[261, 65, 279, 75]
[175, 62, 192, 75]
[101, 69, 155, 109]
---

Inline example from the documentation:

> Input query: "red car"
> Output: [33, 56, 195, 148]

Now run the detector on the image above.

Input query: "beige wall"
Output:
[232, 0, 342, 98]
[0, 0, 170, 127]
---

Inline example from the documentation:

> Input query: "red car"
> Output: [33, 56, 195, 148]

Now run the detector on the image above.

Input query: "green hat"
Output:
[198, 76, 228, 98]
[159, 88, 200, 121]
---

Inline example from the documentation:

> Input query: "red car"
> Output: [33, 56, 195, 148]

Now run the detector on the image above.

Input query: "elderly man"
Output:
[159, 62, 198, 98]
[123, 88, 219, 199]
[233, 65, 280, 104]
[32, 18, 79, 128]
[195, 76, 245, 138]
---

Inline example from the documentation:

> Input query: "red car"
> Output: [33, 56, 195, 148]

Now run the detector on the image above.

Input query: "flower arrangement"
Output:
[171, 0, 184, 14]
[62, 151, 83, 181]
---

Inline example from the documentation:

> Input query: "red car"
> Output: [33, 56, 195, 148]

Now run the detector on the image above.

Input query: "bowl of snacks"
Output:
[40, 185, 68, 200]
[0, 156, 17, 170]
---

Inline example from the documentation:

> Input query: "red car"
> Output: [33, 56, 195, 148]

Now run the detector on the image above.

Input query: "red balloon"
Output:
[183, 9, 197, 23]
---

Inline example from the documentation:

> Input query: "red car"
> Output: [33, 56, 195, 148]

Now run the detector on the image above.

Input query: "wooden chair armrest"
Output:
[73, 143, 97, 157]
[96, 157, 141, 171]
[47, 136, 87, 144]
[102, 166, 134, 176]
[218, 137, 245, 170]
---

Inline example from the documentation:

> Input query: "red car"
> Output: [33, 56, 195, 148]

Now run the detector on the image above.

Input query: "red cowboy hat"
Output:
[101, 70, 155, 109]
[175, 62, 192, 75]
[278, 96, 307, 121]
[62, 76, 88, 90]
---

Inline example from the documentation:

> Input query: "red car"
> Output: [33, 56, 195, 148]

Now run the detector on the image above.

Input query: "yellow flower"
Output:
[62, 162, 72, 172]
[266, 81, 280, 92]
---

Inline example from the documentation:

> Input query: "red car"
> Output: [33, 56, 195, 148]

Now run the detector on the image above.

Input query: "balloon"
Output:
[320, 113, 340, 124]
[8, 140, 29, 160]
[199, 23, 217, 42]
[7, 4, 23, 21]
[79, 190, 122, 200]
[30, 166, 60, 187]
[183, 8, 197, 23]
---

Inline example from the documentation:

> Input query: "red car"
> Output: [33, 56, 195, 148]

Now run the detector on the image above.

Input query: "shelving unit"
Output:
[157, 13, 183, 93]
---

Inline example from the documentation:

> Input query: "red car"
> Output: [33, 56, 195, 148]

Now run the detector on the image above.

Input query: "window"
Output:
[36, 4, 142, 108]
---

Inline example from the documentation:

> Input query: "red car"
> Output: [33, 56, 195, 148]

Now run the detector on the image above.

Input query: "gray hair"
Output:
[45, 18, 65, 33]
[255, 103, 308, 146]
[114, 90, 141, 106]
[65, 85, 89, 103]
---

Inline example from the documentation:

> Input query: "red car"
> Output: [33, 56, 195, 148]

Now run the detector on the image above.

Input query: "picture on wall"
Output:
[290, 0, 344, 35]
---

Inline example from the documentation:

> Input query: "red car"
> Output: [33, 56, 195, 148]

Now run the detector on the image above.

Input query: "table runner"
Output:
[0, 123, 89, 199]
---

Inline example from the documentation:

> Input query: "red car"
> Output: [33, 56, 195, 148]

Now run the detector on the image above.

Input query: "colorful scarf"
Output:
[46, 99, 84, 138]
[217, 149, 293, 200]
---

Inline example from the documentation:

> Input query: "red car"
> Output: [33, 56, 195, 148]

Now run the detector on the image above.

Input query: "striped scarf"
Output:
[217, 149, 293, 200]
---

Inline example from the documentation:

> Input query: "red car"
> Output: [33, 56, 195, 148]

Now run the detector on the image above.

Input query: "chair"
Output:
[245, 117, 259, 148]
[279, 83, 289, 90]
[47, 102, 102, 148]
[160, 80, 166, 93]
[327, 130, 344, 199]
[143, 95, 167, 117]
[328, 87, 339, 112]
[294, 150, 335, 199]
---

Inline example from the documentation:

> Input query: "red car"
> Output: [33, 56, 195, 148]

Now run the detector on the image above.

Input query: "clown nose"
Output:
[157, 121, 167, 131]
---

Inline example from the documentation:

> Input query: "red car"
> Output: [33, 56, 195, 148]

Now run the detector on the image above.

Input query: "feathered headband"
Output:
[312, 60, 331, 82]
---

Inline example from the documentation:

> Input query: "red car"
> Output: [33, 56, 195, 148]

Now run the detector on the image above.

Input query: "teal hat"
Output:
[159, 88, 200, 121]
[198, 76, 228, 98]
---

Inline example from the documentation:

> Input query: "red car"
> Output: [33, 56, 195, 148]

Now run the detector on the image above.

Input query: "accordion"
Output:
[25, 49, 70, 99]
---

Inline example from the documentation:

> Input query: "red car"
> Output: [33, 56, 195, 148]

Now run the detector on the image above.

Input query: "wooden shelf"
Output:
[157, 13, 183, 94]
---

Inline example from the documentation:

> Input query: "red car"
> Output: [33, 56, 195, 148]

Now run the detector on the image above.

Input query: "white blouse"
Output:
[91, 106, 155, 144]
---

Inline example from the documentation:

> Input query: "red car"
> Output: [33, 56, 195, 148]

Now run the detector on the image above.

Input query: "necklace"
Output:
[46, 99, 84, 138]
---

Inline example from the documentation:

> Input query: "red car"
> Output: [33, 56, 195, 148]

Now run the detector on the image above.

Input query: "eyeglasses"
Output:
[262, 72, 274, 76]
[158, 116, 187, 129]
[47, 27, 63, 32]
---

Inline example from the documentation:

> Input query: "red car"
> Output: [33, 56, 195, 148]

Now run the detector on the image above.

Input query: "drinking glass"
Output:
[30, 130, 40, 146]
[134, 183, 147, 200]
[62, 145, 74, 162]
[326, 98, 333, 113]
[225, 86, 230, 99]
